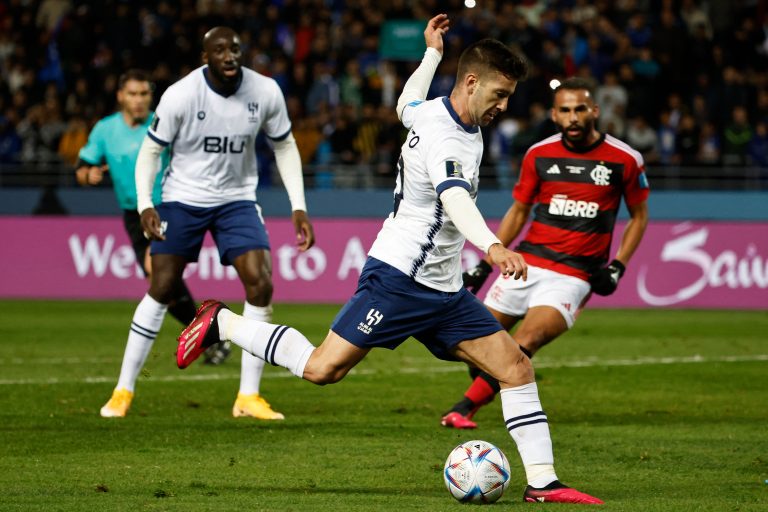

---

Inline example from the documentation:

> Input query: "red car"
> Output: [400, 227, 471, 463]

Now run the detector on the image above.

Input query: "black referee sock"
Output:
[167, 282, 196, 325]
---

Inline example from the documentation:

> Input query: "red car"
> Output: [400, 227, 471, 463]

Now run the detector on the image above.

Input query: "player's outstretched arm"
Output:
[440, 187, 527, 281]
[395, 14, 450, 121]
[589, 200, 648, 296]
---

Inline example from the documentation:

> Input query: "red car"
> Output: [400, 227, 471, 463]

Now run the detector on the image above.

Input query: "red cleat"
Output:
[523, 481, 604, 504]
[177, 300, 229, 369]
[440, 411, 478, 429]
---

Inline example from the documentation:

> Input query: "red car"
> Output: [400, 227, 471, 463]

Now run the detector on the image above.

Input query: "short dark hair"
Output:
[118, 69, 152, 90]
[553, 77, 597, 100]
[457, 39, 529, 82]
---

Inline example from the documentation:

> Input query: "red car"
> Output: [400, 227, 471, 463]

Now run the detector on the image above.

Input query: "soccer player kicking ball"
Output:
[178, 15, 602, 505]
[102, 27, 315, 420]
[441, 77, 650, 430]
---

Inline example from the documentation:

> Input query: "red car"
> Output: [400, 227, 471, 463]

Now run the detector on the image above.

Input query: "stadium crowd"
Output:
[1, 0, 767, 183]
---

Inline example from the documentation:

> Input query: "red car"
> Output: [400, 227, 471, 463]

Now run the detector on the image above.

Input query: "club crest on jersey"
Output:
[445, 161, 463, 178]
[247, 102, 259, 122]
[590, 164, 612, 186]
[357, 308, 383, 335]
[197, 111, 205, 120]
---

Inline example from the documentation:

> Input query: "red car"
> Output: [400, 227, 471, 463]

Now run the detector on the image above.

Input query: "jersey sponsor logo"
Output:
[203, 136, 247, 154]
[548, 194, 599, 218]
[546, 164, 561, 174]
[446, 160, 463, 178]
[151, 116, 161, 130]
[638, 172, 649, 189]
[590, 164, 612, 186]
[357, 308, 383, 335]
[566, 165, 584, 174]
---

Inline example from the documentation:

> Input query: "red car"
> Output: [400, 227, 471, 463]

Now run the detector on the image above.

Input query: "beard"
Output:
[561, 120, 593, 145]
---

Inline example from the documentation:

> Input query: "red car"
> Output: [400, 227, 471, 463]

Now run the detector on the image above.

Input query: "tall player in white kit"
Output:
[99, 27, 314, 420]
[176, 16, 602, 504]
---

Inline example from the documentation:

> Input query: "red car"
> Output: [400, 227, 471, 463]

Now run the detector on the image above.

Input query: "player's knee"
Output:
[243, 275, 273, 305]
[148, 277, 178, 304]
[495, 348, 534, 387]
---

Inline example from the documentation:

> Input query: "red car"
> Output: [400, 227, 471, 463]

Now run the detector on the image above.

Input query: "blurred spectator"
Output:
[306, 61, 339, 114]
[722, 106, 753, 166]
[747, 122, 768, 168]
[698, 122, 721, 166]
[0, 0, 765, 177]
[657, 110, 677, 166]
[676, 114, 700, 166]
[625, 116, 658, 163]
[0, 111, 22, 163]
[56, 115, 87, 165]
[353, 103, 380, 164]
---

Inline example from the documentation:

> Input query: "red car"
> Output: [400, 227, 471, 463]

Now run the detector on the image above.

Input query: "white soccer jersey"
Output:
[368, 97, 483, 292]
[148, 65, 291, 207]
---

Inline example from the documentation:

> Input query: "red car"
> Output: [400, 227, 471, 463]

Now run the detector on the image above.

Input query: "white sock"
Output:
[218, 309, 315, 379]
[238, 302, 271, 395]
[501, 382, 558, 488]
[116, 294, 167, 392]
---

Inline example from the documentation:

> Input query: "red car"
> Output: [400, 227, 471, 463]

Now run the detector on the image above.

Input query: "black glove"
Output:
[462, 260, 493, 294]
[588, 259, 626, 296]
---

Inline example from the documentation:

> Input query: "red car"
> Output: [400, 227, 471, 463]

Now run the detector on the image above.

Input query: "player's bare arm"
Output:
[139, 207, 165, 241]
[424, 13, 450, 54]
[292, 210, 315, 252]
[614, 200, 649, 266]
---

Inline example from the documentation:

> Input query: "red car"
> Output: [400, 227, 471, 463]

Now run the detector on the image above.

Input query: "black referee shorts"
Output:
[122, 209, 150, 276]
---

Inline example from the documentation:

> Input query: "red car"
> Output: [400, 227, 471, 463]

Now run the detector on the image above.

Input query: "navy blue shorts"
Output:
[330, 258, 503, 361]
[151, 201, 270, 265]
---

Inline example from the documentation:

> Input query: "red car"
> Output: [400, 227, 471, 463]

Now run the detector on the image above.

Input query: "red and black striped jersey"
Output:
[512, 133, 650, 281]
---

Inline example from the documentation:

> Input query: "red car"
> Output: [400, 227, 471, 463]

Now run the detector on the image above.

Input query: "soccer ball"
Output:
[443, 440, 511, 503]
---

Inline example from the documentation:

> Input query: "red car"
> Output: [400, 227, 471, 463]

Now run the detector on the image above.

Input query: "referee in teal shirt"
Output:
[76, 70, 230, 364]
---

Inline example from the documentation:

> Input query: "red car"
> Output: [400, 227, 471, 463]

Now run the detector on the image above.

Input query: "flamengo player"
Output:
[99, 27, 314, 419]
[442, 77, 650, 429]
[177, 16, 603, 505]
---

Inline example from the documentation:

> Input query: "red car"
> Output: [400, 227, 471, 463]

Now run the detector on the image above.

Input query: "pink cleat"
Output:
[177, 300, 229, 369]
[440, 411, 478, 429]
[523, 481, 604, 504]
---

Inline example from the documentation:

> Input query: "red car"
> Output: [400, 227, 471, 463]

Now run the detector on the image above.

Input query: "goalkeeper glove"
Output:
[462, 260, 493, 294]
[588, 259, 626, 296]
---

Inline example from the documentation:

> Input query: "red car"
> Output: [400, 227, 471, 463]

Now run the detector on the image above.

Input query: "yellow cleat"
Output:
[232, 392, 285, 420]
[99, 388, 134, 418]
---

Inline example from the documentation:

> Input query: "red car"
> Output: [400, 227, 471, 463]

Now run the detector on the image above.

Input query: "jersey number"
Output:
[393, 154, 404, 217]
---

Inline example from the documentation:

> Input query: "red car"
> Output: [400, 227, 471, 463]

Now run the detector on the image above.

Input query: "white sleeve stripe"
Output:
[604, 135, 645, 167]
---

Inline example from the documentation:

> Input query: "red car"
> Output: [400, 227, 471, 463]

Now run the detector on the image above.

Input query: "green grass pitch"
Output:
[0, 300, 766, 511]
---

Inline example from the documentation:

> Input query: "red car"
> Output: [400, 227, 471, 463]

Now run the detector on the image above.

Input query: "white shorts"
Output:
[483, 265, 591, 328]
